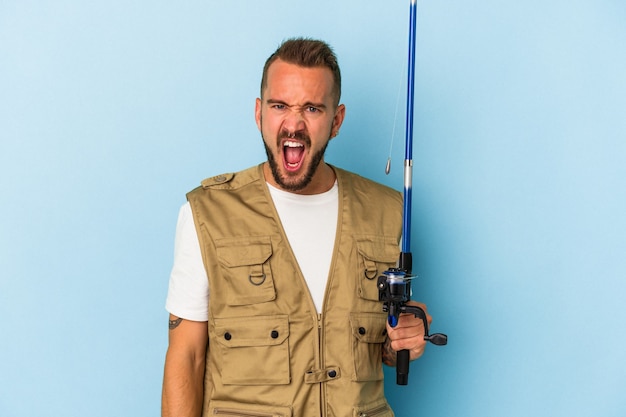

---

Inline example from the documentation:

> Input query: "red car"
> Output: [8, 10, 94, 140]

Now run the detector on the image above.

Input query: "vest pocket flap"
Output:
[355, 236, 399, 263]
[209, 399, 293, 417]
[349, 312, 388, 344]
[215, 236, 273, 267]
[214, 315, 289, 348]
[353, 399, 394, 417]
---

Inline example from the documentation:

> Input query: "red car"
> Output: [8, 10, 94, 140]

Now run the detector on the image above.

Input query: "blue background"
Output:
[1, 1, 625, 416]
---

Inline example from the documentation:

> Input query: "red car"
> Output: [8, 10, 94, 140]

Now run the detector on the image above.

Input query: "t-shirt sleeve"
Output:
[165, 202, 210, 321]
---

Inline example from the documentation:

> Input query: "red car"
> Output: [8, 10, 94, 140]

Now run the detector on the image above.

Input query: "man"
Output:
[162, 38, 432, 417]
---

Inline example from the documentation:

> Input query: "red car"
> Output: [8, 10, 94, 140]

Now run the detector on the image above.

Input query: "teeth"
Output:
[284, 140, 304, 148]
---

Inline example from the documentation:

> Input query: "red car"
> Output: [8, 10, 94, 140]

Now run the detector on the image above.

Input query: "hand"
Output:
[385, 301, 432, 361]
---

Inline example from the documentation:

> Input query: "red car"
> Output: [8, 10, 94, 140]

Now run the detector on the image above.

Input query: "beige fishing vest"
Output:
[187, 164, 402, 417]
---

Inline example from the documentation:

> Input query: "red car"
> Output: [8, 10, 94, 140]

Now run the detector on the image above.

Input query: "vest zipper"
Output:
[358, 404, 390, 417]
[318, 313, 326, 417]
[212, 407, 283, 417]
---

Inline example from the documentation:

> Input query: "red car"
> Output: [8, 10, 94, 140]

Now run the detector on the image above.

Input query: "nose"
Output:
[282, 108, 306, 134]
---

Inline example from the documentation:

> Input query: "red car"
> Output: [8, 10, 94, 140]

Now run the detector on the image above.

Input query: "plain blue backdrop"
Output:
[1, 1, 625, 416]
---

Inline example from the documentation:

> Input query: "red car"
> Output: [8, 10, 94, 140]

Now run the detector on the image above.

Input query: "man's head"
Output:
[256, 38, 346, 194]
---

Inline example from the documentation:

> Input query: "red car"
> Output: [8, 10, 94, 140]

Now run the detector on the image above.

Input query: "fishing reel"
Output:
[378, 266, 448, 385]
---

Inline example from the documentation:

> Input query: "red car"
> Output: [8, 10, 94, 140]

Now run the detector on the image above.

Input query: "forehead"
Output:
[263, 59, 335, 103]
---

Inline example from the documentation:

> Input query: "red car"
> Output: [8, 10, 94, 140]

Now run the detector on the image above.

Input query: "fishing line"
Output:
[385, 64, 407, 175]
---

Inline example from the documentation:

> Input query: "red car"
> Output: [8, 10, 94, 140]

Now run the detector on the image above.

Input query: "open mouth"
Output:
[283, 140, 305, 171]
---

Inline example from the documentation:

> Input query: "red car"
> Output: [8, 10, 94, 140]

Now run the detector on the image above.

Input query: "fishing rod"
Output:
[378, 0, 448, 386]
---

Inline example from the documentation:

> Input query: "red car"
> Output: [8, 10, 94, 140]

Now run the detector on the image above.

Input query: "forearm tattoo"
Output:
[169, 317, 183, 330]
[382, 337, 397, 366]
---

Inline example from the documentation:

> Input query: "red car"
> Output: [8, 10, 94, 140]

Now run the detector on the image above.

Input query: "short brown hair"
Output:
[260, 38, 342, 105]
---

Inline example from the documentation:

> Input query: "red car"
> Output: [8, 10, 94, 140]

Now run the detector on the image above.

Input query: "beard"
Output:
[263, 130, 329, 192]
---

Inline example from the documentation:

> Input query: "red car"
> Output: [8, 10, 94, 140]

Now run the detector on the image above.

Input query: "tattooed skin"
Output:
[168, 317, 183, 330]
[382, 337, 397, 366]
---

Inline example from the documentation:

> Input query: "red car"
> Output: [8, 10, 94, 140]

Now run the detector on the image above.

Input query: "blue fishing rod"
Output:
[378, 0, 447, 386]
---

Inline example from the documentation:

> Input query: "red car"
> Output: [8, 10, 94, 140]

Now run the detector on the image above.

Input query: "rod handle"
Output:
[396, 349, 410, 385]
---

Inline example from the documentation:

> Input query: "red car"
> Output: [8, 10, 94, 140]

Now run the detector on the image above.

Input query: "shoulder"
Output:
[187, 164, 263, 198]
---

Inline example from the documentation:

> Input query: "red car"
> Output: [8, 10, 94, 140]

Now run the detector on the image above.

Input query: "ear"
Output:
[331, 104, 346, 137]
[255, 98, 262, 131]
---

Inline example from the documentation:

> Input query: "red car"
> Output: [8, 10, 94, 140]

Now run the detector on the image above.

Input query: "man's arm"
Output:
[162, 314, 208, 417]
[382, 301, 431, 366]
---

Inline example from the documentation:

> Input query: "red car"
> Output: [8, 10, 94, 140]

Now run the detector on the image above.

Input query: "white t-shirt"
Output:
[165, 182, 338, 320]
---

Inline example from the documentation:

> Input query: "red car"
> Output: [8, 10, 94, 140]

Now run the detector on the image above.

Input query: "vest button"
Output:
[358, 327, 366, 335]
[328, 370, 337, 378]
[270, 330, 279, 339]
[224, 332, 232, 341]
[214, 175, 227, 183]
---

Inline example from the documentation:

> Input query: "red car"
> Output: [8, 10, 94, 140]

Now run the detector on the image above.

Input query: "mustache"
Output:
[279, 130, 311, 145]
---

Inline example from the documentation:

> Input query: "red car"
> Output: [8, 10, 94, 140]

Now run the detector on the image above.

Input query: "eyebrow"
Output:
[266, 99, 328, 110]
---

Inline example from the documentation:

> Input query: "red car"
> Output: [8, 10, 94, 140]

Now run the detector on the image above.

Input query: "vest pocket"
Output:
[349, 312, 388, 382]
[214, 314, 290, 385]
[209, 399, 293, 417]
[355, 236, 399, 301]
[215, 236, 276, 305]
